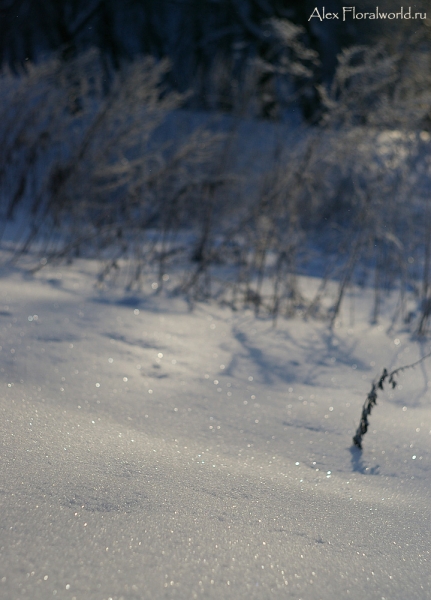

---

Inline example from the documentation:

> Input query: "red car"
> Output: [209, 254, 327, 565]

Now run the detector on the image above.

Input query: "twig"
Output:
[352, 348, 431, 450]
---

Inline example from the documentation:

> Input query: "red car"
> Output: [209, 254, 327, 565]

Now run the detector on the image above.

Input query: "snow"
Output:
[0, 259, 430, 599]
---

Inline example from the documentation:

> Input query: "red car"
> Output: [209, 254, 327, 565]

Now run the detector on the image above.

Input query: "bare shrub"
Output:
[1, 37, 431, 332]
[0, 51, 230, 290]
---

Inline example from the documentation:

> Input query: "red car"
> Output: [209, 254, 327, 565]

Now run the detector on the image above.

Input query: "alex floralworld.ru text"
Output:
[308, 7, 426, 21]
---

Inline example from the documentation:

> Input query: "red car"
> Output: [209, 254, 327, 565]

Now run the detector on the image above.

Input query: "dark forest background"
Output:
[1, 0, 426, 119]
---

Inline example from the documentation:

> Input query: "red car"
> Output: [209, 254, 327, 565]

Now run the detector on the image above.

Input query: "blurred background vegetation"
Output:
[1, 0, 431, 330]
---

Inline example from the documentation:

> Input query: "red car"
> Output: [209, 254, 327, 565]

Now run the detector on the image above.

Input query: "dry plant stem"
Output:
[353, 349, 431, 450]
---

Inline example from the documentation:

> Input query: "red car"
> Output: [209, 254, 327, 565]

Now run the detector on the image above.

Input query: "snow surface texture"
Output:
[0, 260, 430, 600]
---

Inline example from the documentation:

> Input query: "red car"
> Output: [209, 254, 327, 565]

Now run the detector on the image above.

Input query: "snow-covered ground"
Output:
[0, 259, 430, 600]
